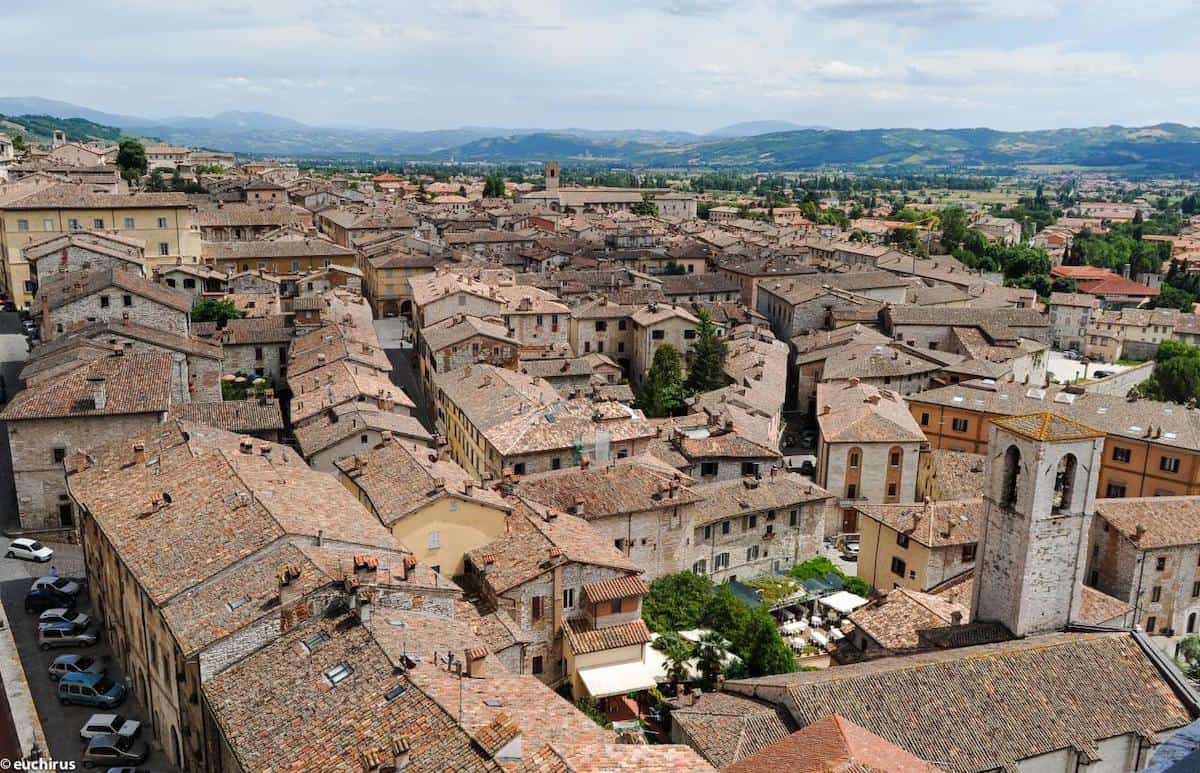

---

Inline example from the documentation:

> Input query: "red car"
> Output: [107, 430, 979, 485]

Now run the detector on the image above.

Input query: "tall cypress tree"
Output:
[686, 309, 728, 393]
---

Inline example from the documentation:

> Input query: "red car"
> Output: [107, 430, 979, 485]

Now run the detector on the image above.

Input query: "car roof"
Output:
[86, 712, 118, 722]
[87, 733, 119, 746]
[12, 538, 34, 545]
[41, 607, 69, 614]
[41, 621, 75, 632]
[61, 671, 103, 686]
[52, 653, 81, 664]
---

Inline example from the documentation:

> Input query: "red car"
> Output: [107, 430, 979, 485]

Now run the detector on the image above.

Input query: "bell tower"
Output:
[544, 160, 560, 192]
[971, 412, 1104, 637]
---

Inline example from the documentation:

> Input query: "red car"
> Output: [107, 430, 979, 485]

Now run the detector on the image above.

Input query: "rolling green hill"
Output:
[0, 113, 128, 144]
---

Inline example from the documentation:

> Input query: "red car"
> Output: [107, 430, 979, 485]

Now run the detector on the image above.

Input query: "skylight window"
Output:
[225, 595, 250, 612]
[384, 684, 406, 701]
[301, 631, 330, 655]
[324, 663, 352, 686]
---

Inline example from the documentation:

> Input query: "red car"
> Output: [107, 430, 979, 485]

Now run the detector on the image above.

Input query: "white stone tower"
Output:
[544, 160, 560, 192]
[971, 412, 1104, 637]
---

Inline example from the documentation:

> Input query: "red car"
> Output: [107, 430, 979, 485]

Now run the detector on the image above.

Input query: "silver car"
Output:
[39, 608, 90, 628]
[47, 653, 102, 682]
[38, 621, 97, 650]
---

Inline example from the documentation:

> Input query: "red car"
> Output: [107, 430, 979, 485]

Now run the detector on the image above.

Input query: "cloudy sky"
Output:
[4, 0, 1197, 132]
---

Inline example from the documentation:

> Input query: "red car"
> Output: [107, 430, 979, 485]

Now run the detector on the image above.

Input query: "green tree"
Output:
[191, 298, 244, 324]
[938, 206, 969, 251]
[733, 606, 795, 677]
[11, 134, 26, 152]
[637, 344, 688, 417]
[694, 631, 728, 690]
[1150, 284, 1197, 312]
[686, 309, 728, 394]
[652, 633, 693, 693]
[630, 193, 659, 216]
[482, 173, 507, 198]
[116, 138, 147, 182]
[643, 572, 713, 632]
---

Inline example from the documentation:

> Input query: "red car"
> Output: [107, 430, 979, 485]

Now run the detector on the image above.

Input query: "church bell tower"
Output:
[971, 412, 1104, 637]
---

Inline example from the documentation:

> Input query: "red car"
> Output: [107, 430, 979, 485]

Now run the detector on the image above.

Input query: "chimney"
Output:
[821, 404, 832, 415]
[239, 439, 253, 454]
[1135, 523, 1146, 543]
[464, 647, 488, 678]
[580, 455, 591, 470]
[87, 376, 107, 411]
[317, 353, 326, 363]
[277, 564, 302, 607]
[571, 496, 585, 516]
[865, 394, 881, 405]
[380, 430, 394, 445]
[848, 377, 860, 387]
[950, 610, 963, 626]
[132, 443, 145, 465]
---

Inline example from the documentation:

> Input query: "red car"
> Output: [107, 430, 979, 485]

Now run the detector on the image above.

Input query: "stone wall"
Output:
[46, 293, 188, 341]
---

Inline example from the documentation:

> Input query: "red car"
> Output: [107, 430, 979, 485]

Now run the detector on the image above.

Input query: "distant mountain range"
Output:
[5, 97, 1200, 174]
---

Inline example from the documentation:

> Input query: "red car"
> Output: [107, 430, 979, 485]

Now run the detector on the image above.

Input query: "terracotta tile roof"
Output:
[1077, 585, 1132, 626]
[516, 742, 714, 772]
[678, 431, 778, 461]
[728, 632, 1192, 773]
[66, 421, 403, 605]
[1077, 275, 1160, 297]
[854, 500, 980, 548]
[209, 315, 293, 345]
[37, 267, 193, 313]
[201, 237, 354, 261]
[167, 399, 284, 433]
[435, 365, 654, 457]
[582, 575, 650, 604]
[991, 411, 1105, 442]
[289, 324, 391, 376]
[669, 691, 794, 769]
[3, 183, 190, 210]
[1095, 496, 1200, 549]
[289, 361, 413, 425]
[564, 619, 651, 655]
[294, 405, 432, 458]
[924, 450, 985, 501]
[423, 314, 517, 353]
[688, 472, 834, 527]
[816, 381, 926, 443]
[1, 351, 171, 421]
[204, 615, 496, 773]
[849, 588, 969, 652]
[21, 230, 145, 267]
[319, 206, 418, 230]
[516, 456, 700, 518]
[77, 319, 221, 359]
[466, 498, 639, 594]
[335, 439, 509, 526]
[194, 202, 312, 228]
[725, 714, 946, 773]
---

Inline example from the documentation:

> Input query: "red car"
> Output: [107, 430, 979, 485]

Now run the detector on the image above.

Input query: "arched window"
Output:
[1053, 454, 1078, 512]
[848, 448, 861, 468]
[1188, 613, 1197, 634]
[1000, 445, 1021, 510]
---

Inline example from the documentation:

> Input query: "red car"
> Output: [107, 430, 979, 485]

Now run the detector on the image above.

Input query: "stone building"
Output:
[815, 379, 927, 534]
[434, 364, 656, 480]
[569, 296, 637, 372]
[336, 435, 511, 576]
[209, 316, 293, 384]
[515, 455, 702, 581]
[37, 267, 194, 341]
[630, 302, 699, 386]
[1048, 292, 1100, 352]
[294, 404, 432, 473]
[417, 314, 519, 401]
[687, 470, 833, 582]
[854, 500, 980, 592]
[22, 230, 146, 284]
[1085, 497, 1200, 636]
[464, 496, 650, 689]
[1, 351, 174, 530]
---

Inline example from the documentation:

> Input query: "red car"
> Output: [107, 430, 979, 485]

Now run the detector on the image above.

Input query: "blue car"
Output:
[58, 671, 126, 709]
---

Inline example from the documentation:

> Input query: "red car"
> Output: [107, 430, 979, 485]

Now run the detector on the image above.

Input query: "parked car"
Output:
[31, 575, 81, 596]
[1094, 370, 1115, 379]
[59, 672, 126, 708]
[82, 733, 149, 768]
[25, 586, 76, 614]
[40, 608, 90, 628]
[5, 538, 52, 562]
[38, 621, 98, 650]
[80, 713, 142, 743]
[1062, 349, 1081, 361]
[48, 653, 103, 682]
[835, 533, 861, 560]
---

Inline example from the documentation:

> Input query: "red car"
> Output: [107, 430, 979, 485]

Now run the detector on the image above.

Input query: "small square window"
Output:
[896, 532, 910, 548]
[1156, 556, 1167, 571]
[52, 447, 66, 463]
[652, 330, 665, 340]
[124, 217, 135, 229]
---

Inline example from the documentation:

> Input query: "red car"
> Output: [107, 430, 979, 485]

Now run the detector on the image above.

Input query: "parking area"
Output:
[0, 544, 174, 770]
[1045, 349, 1138, 384]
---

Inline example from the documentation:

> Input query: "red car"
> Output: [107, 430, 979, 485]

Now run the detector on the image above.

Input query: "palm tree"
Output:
[695, 631, 728, 691]
[653, 633, 693, 695]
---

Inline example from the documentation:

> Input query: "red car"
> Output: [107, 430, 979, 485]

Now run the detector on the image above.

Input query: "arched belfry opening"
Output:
[1053, 453, 1078, 513]
[1000, 445, 1021, 510]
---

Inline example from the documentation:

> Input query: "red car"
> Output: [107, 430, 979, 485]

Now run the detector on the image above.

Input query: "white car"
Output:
[79, 712, 141, 742]
[31, 576, 80, 597]
[39, 608, 90, 628]
[6, 538, 52, 562]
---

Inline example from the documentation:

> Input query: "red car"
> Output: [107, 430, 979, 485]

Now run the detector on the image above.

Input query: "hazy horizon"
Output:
[5, 1, 1198, 133]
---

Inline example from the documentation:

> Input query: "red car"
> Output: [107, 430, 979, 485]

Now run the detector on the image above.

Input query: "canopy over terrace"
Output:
[818, 590, 869, 615]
